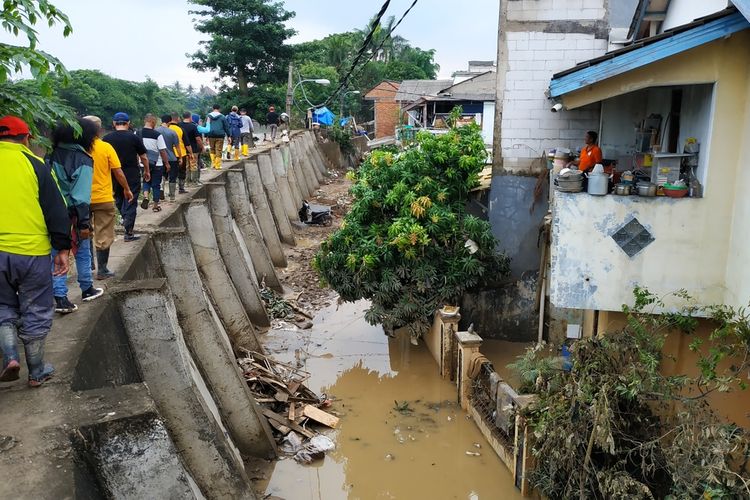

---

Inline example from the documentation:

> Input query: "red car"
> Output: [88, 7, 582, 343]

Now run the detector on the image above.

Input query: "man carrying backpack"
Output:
[205, 104, 228, 170]
[226, 106, 243, 161]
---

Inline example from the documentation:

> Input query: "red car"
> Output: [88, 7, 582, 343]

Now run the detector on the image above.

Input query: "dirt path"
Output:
[274, 169, 352, 325]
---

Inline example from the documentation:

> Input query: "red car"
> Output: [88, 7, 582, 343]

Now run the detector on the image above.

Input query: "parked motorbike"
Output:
[299, 200, 332, 226]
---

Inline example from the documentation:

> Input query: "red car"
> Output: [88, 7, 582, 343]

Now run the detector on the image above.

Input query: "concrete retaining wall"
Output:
[225, 170, 283, 292]
[113, 280, 256, 499]
[185, 201, 262, 351]
[0, 134, 320, 498]
[244, 160, 287, 267]
[270, 148, 298, 221]
[207, 183, 270, 328]
[293, 137, 320, 194]
[258, 154, 296, 246]
[281, 144, 305, 209]
[153, 230, 276, 459]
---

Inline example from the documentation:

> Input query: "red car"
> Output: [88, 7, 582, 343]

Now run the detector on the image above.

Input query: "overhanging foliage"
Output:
[314, 108, 508, 336]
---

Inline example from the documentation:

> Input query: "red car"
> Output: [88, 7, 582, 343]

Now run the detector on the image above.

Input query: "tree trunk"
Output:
[237, 66, 248, 96]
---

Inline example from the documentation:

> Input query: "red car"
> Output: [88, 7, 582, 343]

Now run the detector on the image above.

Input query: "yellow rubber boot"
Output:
[242, 144, 248, 157]
[209, 152, 216, 169]
[233, 148, 240, 161]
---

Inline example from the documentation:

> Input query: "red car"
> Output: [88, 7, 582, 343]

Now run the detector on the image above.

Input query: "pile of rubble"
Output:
[239, 350, 339, 463]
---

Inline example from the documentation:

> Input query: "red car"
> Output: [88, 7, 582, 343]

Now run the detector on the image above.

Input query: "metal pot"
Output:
[615, 184, 631, 195]
[636, 182, 657, 197]
[587, 172, 610, 196]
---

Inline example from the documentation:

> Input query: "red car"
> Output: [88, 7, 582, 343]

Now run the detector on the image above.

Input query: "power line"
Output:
[323, 0, 392, 107]
[345, 0, 420, 91]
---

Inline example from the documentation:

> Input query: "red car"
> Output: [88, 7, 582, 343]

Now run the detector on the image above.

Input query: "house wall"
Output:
[365, 82, 400, 139]
[725, 64, 750, 308]
[662, 0, 731, 32]
[482, 102, 495, 146]
[552, 32, 750, 311]
[373, 100, 400, 138]
[496, 0, 609, 173]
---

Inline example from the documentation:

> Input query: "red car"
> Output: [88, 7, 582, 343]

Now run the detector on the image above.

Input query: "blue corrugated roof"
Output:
[549, 10, 749, 98]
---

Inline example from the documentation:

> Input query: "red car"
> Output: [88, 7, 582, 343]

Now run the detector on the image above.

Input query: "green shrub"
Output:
[314, 108, 508, 336]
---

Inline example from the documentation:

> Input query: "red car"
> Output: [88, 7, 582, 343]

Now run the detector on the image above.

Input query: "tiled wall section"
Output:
[507, 0, 606, 21]
[501, 31, 606, 170]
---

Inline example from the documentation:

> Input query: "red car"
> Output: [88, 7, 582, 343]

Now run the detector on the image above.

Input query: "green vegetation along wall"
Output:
[314, 109, 508, 337]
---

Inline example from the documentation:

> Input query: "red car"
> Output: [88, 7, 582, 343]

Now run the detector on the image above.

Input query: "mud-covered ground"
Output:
[274, 169, 352, 325]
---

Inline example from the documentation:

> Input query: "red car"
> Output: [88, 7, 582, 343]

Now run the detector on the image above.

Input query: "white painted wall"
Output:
[677, 84, 715, 185]
[482, 101, 495, 146]
[662, 0, 730, 31]
[550, 194, 728, 312]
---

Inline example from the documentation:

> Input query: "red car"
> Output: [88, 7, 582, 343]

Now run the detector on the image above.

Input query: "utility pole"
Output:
[285, 63, 293, 122]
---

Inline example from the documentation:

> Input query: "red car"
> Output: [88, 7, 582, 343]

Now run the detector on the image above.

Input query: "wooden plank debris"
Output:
[302, 405, 340, 429]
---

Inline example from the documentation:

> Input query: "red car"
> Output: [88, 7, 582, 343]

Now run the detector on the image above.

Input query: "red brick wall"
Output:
[374, 101, 400, 138]
[365, 81, 401, 139]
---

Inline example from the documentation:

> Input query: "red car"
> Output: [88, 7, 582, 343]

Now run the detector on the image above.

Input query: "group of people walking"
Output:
[0, 103, 274, 387]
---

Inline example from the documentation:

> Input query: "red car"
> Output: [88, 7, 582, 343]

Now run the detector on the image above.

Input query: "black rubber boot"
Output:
[96, 249, 114, 279]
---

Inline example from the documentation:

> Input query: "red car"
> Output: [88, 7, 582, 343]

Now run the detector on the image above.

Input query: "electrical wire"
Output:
[323, 0, 393, 107]
[326, 0, 420, 107]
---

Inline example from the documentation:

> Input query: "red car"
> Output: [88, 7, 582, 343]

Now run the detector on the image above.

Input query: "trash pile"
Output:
[239, 349, 339, 463]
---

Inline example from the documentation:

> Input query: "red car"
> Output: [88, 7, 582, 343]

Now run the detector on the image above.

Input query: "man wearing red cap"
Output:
[0, 116, 70, 387]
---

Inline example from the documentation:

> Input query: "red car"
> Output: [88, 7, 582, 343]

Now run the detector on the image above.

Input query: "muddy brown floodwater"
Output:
[253, 300, 524, 500]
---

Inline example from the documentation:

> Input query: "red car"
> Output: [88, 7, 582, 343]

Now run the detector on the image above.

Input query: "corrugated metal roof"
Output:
[549, 8, 749, 98]
[438, 71, 496, 101]
[394, 79, 454, 103]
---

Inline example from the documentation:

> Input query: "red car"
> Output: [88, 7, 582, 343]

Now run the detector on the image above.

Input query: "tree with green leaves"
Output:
[0, 0, 76, 138]
[314, 108, 508, 337]
[188, 0, 296, 96]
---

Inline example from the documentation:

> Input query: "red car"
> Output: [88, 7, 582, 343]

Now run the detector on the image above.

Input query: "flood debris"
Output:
[280, 433, 335, 464]
[239, 349, 339, 462]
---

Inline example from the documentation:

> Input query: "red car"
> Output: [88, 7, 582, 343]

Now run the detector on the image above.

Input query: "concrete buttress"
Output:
[206, 183, 271, 328]
[225, 170, 283, 292]
[281, 144, 305, 208]
[184, 201, 262, 351]
[112, 280, 257, 500]
[257, 154, 296, 246]
[270, 148, 299, 221]
[289, 139, 313, 197]
[301, 134, 325, 185]
[244, 160, 287, 267]
[153, 230, 276, 459]
[292, 138, 319, 194]
[305, 132, 328, 176]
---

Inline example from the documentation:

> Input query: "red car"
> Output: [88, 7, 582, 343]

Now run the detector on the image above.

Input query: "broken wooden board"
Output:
[302, 405, 340, 429]
[262, 408, 315, 438]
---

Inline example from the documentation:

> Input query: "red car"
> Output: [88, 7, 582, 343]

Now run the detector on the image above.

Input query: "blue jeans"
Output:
[143, 163, 163, 202]
[52, 237, 93, 296]
[0, 251, 53, 340]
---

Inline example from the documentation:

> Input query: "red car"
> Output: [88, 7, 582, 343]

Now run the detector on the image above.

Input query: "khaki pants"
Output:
[209, 137, 224, 168]
[90, 201, 116, 251]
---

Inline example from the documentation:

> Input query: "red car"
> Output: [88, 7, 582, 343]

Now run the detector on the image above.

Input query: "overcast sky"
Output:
[4, 0, 499, 88]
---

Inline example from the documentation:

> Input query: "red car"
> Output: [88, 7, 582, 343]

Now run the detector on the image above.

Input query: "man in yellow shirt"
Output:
[82, 116, 133, 279]
[0, 116, 70, 387]
[168, 113, 193, 194]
